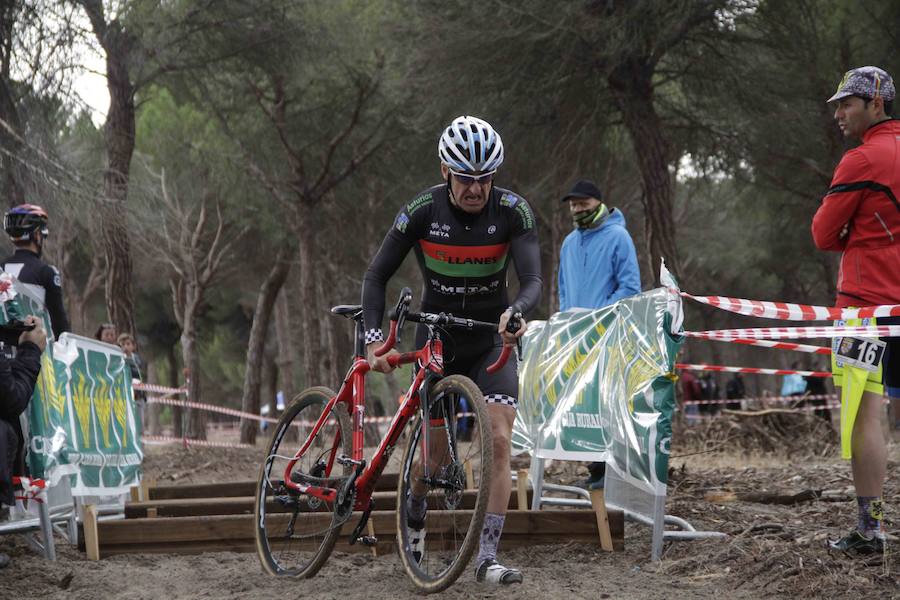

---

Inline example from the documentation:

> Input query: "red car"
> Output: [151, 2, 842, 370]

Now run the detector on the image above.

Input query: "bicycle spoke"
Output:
[397, 375, 493, 593]
[255, 387, 350, 577]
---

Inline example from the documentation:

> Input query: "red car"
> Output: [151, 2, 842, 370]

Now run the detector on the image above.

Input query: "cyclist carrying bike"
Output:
[362, 115, 542, 584]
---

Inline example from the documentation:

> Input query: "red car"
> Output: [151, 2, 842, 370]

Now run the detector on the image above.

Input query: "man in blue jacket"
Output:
[559, 180, 641, 311]
[558, 180, 641, 488]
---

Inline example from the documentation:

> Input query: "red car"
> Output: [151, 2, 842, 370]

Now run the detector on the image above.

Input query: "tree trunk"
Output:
[548, 195, 569, 314]
[239, 245, 291, 444]
[274, 287, 297, 404]
[262, 351, 278, 420]
[182, 317, 205, 440]
[145, 359, 160, 435]
[81, 0, 138, 336]
[0, 1, 25, 208]
[167, 343, 182, 437]
[608, 64, 680, 285]
[295, 207, 328, 387]
[315, 261, 341, 385]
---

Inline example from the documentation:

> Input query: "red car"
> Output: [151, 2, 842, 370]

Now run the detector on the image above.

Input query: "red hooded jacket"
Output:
[812, 118, 900, 307]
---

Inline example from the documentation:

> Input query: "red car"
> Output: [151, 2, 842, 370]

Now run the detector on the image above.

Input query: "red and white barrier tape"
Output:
[12, 476, 46, 502]
[718, 338, 832, 354]
[146, 396, 280, 424]
[684, 325, 900, 341]
[134, 382, 187, 396]
[680, 291, 900, 321]
[141, 435, 254, 449]
[676, 363, 831, 378]
[683, 394, 837, 406]
[686, 402, 841, 417]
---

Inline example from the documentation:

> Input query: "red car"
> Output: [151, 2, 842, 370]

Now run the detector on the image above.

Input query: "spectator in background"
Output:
[803, 358, 832, 426]
[558, 180, 641, 312]
[811, 65, 898, 555]
[1, 205, 70, 337]
[679, 368, 702, 424]
[95, 322, 116, 344]
[117, 333, 144, 383]
[698, 373, 720, 416]
[725, 372, 746, 410]
[780, 362, 807, 398]
[557, 179, 641, 491]
[0, 315, 46, 569]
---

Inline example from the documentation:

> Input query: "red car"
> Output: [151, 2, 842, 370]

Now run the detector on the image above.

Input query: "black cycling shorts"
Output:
[415, 323, 518, 409]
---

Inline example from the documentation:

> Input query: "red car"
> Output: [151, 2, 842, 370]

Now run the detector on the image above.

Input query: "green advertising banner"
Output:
[27, 333, 143, 495]
[0, 275, 143, 495]
[513, 286, 683, 494]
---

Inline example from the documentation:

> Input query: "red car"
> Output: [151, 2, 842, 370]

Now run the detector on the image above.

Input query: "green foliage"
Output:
[9, 0, 898, 403]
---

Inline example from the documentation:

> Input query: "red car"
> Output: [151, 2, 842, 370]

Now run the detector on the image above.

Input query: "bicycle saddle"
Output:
[331, 305, 363, 319]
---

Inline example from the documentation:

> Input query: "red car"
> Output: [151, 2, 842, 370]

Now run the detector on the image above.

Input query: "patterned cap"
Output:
[827, 66, 895, 103]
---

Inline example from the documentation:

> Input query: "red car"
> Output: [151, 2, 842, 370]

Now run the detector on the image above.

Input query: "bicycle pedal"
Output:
[361, 535, 377, 547]
[337, 455, 364, 467]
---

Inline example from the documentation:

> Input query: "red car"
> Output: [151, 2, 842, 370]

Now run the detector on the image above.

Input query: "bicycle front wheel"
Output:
[396, 374, 493, 593]
[254, 386, 350, 578]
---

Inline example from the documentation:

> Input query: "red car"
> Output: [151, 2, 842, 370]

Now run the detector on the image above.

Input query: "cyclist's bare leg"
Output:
[485, 404, 514, 514]
[474, 403, 520, 583]
[409, 425, 450, 499]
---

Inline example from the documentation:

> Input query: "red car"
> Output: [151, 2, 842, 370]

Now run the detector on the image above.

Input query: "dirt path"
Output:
[2, 441, 899, 599]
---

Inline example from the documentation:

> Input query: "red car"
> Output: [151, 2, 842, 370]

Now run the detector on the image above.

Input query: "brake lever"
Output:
[507, 312, 523, 362]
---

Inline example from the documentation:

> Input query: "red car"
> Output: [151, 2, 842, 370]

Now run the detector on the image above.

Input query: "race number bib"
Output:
[834, 336, 885, 372]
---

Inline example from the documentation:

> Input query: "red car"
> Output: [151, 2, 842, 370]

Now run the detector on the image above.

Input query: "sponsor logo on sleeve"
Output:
[395, 213, 410, 233]
[406, 192, 433, 216]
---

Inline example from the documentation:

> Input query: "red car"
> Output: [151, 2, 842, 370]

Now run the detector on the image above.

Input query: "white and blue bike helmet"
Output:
[438, 116, 504, 173]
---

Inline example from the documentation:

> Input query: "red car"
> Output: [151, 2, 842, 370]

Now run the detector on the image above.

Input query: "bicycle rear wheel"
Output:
[396, 374, 493, 593]
[254, 386, 351, 577]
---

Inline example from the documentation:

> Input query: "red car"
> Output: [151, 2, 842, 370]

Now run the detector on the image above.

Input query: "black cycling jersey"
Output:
[362, 183, 542, 338]
[1, 248, 70, 337]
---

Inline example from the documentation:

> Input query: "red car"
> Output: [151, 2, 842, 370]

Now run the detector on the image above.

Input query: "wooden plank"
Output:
[98, 509, 621, 545]
[83, 504, 100, 561]
[516, 469, 529, 510]
[149, 473, 401, 500]
[589, 489, 613, 551]
[464, 460, 474, 490]
[127, 489, 534, 518]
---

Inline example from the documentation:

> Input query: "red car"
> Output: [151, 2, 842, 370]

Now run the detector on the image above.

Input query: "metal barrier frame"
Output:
[525, 456, 726, 561]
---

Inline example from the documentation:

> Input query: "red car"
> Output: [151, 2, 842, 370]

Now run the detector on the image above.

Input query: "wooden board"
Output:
[126, 489, 534, 518]
[96, 508, 623, 557]
[149, 473, 402, 500]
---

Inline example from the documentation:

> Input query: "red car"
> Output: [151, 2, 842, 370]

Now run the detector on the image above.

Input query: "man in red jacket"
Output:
[812, 66, 898, 556]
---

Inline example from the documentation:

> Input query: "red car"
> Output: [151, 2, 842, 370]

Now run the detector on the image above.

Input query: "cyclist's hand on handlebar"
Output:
[498, 309, 526, 347]
[367, 342, 399, 373]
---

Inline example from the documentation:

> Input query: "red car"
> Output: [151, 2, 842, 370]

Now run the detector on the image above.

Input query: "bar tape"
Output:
[711, 338, 832, 354]
[680, 291, 900, 321]
[683, 393, 837, 406]
[684, 325, 900, 341]
[676, 363, 831, 377]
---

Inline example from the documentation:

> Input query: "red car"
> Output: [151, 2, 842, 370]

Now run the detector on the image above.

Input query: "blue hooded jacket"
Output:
[558, 208, 641, 310]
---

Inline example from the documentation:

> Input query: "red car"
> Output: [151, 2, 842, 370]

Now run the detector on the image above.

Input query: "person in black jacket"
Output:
[0, 315, 46, 568]
[1, 205, 70, 338]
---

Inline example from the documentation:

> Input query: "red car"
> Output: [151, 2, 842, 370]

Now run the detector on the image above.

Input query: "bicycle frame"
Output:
[282, 322, 445, 511]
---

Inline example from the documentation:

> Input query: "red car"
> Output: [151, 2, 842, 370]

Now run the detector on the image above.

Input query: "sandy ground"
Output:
[2, 422, 900, 600]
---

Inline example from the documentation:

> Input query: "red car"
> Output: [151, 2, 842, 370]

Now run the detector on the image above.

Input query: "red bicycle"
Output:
[254, 288, 518, 592]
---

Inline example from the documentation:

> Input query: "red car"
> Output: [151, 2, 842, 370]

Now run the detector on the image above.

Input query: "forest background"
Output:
[1, 0, 897, 442]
